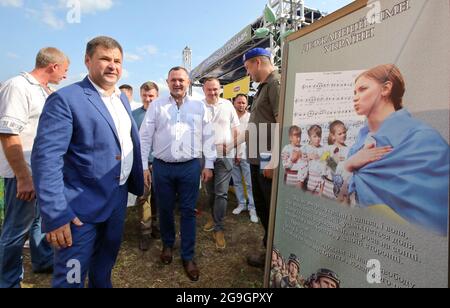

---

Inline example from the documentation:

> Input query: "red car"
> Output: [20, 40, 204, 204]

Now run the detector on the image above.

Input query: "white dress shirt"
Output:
[89, 78, 133, 185]
[140, 95, 216, 170]
[203, 98, 240, 158]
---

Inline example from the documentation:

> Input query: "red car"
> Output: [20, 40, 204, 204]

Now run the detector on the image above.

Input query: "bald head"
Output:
[245, 55, 274, 82]
[32, 47, 70, 85]
[35, 47, 70, 69]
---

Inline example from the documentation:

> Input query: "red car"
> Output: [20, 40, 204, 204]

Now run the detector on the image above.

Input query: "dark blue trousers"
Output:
[52, 184, 128, 288]
[152, 159, 201, 261]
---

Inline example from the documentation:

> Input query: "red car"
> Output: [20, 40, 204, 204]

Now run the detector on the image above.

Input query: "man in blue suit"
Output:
[31, 36, 144, 288]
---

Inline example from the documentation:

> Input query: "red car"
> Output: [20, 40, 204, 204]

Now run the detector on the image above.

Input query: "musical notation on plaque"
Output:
[291, 70, 366, 146]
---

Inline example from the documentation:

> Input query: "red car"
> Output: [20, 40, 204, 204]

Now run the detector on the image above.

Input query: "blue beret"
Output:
[243, 48, 271, 63]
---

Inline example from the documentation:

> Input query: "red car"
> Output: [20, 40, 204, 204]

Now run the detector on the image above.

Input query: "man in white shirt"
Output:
[119, 84, 142, 111]
[140, 67, 214, 282]
[31, 36, 144, 288]
[201, 78, 240, 251]
[230, 94, 258, 223]
[0, 47, 69, 288]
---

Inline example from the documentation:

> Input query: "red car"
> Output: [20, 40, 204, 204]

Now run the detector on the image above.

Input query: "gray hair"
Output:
[35, 47, 69, 69]
[86, 36, 123, 58]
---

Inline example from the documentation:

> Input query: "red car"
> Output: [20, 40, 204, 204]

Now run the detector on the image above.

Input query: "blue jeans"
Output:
[231, 159, 255, 210]
[0, 178, 53, 288]
[152, 159, 201, 261]
[204, 158, 233, 232]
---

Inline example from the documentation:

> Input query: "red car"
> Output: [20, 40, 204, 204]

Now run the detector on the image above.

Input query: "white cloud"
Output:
[6, 52, 20, 59]
[0, 0, 23, 7]
[42, 5, 65, 29]
[138, 45, 158, 56]
[24, 7, 39, 18]
[59, 0, 114, 14]
[124, 52, 141, 62]
[17, 1, 115, 30]
[24, 5, 65, 30]
[80, 0, 113, 13]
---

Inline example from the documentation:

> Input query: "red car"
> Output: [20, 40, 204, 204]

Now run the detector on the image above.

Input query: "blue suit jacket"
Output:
[31, 77, 144, 233]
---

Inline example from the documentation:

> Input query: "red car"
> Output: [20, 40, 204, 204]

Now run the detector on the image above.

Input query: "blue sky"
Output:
[0, 0, 352, 99]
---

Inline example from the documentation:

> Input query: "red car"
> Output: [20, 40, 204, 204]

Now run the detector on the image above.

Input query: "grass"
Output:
[20, 189, 265, 288]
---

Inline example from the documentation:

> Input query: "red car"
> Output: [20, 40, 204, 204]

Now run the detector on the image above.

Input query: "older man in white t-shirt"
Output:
[0, 47, 69, 288]
[201, 78, 240, 251]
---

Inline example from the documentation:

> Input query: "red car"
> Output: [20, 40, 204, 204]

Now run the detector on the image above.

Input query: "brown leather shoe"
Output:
[151, 226, 161, 239]
[247, 252, 266, 268]
[139, 235, 151, 252]
[213, 231, 226, 250]
[182, 260, 200, 282]
[203, 218, 215, 232]
[160, 247, 173, 265]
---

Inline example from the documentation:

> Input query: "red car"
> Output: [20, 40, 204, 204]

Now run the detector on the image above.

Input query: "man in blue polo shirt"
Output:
[132, 81, 160, 251]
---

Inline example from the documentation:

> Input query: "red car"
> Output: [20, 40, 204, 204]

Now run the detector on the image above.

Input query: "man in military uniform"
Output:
[280, 254, 303, 288]
[242, 48, 281, 268]
[305, 273, 320, 289]
[316, 268, 341, 288]
[305, 268, 341, 288]
[270, 248, 283, 288]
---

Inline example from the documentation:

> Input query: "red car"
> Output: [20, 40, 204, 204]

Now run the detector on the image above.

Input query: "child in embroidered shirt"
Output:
[323, 121, 350, 200]
[281, 126, 308, 188]
[304, 125, 325, 194]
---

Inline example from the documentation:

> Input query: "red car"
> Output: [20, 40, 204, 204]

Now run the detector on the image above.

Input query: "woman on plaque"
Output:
[345, 64, 449, 236]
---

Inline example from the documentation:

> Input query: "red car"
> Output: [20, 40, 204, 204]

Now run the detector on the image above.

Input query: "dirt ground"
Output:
[20, 189, 266, 288]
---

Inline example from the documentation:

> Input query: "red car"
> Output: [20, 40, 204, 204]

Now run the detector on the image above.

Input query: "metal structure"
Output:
[190, 1, 324, 86]
[263, 0, 310, 67]
[182, 46, 192, 72]
[182, 46, 193, 95]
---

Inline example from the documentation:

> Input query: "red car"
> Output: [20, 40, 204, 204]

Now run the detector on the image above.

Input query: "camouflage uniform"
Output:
[270, 266, 283, 288]
[280, 275, 303, 288]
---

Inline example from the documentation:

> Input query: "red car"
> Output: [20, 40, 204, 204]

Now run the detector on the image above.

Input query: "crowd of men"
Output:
[270, 249, 341, 288]
[0, 36, 280, 288]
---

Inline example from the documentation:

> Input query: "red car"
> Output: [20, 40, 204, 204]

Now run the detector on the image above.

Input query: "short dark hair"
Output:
[140, 81, 159, 92]
[233, 94, 248, 103]
[86, 36, 123, 58]
[168, 66, 189, 77]
[119, 84, 133, 91]
[203, 77, 220, 86]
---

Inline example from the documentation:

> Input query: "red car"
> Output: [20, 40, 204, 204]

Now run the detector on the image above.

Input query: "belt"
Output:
[154, 158, 196, 165]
